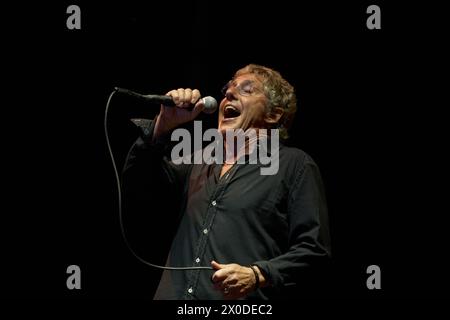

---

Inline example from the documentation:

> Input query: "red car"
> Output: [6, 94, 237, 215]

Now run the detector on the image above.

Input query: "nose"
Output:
[224, 87, 237, 101]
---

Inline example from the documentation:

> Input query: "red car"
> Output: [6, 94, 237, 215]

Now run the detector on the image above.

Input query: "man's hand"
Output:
[153, 88, 205, 140]
[211, 260, 266, 299]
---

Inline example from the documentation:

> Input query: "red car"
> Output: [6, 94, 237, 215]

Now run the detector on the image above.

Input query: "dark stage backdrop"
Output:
[1, 0, 447, 302]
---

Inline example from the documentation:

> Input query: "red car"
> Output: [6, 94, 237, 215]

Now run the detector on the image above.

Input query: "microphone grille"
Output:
[202, 96, 218, 114]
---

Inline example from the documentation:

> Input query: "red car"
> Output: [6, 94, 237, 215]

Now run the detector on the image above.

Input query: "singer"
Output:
[121, 64, 331, 299]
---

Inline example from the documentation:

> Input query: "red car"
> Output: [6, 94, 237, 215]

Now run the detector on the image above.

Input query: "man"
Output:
[122, 64, 331, 299]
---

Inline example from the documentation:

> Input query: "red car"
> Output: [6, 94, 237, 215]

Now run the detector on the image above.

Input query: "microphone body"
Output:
[114, 87, 217, 114]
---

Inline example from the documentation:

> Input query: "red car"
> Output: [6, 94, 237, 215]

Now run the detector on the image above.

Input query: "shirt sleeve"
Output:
[253, 153, 331, 295]
[121, 117, 192, 191]
[120, 117, 192, 253]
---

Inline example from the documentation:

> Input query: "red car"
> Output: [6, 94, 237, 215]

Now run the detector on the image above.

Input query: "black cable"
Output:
[104, 90, 213, 271]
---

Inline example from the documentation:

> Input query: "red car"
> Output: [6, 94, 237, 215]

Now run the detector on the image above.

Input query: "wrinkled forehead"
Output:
[232, 73, 265, 87]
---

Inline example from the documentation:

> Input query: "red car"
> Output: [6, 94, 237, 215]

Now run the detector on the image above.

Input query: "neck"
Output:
[222, 128, 268, 164]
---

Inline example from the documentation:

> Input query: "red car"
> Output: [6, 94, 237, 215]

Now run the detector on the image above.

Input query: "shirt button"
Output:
[212, 200, 217, 206]
[195, 258, 200, 263]
[188, 287, 193, 294]
[203, 228, 208, 234]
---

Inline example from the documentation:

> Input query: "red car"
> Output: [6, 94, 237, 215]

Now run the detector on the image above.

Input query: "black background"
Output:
[1, 0, 447, 301]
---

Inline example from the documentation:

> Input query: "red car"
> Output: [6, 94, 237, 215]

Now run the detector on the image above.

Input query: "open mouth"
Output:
[223, 105, 241, 119]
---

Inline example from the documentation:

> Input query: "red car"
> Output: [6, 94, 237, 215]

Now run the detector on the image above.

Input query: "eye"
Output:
[240, 81, 254, 95]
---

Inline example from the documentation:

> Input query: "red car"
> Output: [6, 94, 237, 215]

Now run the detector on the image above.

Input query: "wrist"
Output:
[153, 115, 173, 141]
[250, 265, 267, 289]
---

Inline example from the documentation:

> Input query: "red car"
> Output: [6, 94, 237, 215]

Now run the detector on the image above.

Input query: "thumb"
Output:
[191, 99, 205, 118]
[211, 260, 224, 270]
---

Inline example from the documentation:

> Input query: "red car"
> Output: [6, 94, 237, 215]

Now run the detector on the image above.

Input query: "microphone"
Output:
[114, 87, 218, 114]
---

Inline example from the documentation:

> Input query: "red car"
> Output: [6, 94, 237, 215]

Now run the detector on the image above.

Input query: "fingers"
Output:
[211, 269, 227, 283]
[213, 278, 240, 299]
[211, 260, 224, 270]
[191, 89, 201, 103]
[211, 261, 238, 296]
[210, 263, 255, 299]
[190, 99, 204, 118]
[212, 276, 234, 295]
[166, 88, 201, 107]
[211, 261, 229, 282]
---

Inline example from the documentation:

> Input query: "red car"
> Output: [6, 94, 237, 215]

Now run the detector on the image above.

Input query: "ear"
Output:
[264, 107, 284, 125]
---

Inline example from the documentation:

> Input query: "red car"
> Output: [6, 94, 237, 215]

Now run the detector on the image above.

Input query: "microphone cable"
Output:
[104, 89, 213, 271]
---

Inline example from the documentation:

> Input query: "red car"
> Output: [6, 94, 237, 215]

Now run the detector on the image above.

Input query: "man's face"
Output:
[218, 74, 269, 134]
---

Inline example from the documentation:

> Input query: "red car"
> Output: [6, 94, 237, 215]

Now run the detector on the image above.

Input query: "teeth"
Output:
[223, 105, 241, 119]
[225, 105, 238, 112]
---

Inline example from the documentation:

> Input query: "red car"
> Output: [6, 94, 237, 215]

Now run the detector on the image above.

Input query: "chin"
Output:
[218, 126, 233, 136]
[218, 119, 240, 133]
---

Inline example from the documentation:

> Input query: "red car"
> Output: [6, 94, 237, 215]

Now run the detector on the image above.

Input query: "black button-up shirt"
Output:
[122, 119, 331, 300]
